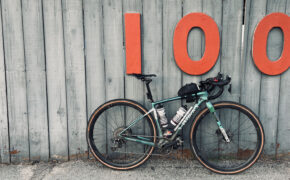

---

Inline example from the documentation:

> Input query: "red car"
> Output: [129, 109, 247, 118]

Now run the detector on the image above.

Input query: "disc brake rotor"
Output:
[111, 127, 132, 151]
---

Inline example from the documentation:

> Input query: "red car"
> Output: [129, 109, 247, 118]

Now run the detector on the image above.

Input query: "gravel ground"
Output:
[0, 158, 289, 180]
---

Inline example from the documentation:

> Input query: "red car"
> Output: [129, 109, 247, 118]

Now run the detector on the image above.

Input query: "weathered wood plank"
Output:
[43, 0, 68, 161]
[201, 0, 222, 80]
[142, 0, 164, 156]
[181, 0, 203, 150]
[1, 0, 29, 162]
[162, 0, 182, 118]
[162, 0, 182, 157]
[220, 0, 244, 157]
[83, 0, 105, 116]
[277, 70, 290, 158]
[123, 0, 144, 154]
[0, 1, 9, 163]
[123, 0, 143, 105]
[83, 0, 105, 160]
[102, 0, 124, 159]
[276, 0, 290, 159]
[197, 0, 223, 156]
[62, 0, 87, 160]
[143, 0, 163, 106]
[182, 0, 202, 85]
[103, 0, 124, 101]
[22, 0, 49, 161]
[259, 0, 286, 155]
[220, 0, 244, 102]
[241, 0, 265, 116]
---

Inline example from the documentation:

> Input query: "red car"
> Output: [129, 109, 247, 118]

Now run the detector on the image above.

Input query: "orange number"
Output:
[253, 13, 290, 75]
[125, 13, 142, 74]
[173, 13, 220, 75]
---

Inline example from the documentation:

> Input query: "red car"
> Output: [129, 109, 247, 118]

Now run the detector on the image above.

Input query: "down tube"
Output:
[173, 98, 206, 136]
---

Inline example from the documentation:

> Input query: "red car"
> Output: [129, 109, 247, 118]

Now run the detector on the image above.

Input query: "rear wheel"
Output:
[87, 99, 157, 170]
[190, 101, 264, 174]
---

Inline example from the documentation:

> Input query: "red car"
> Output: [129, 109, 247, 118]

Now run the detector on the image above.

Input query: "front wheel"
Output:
[190, 101, 264, 174]
[87, 99, 157, 170]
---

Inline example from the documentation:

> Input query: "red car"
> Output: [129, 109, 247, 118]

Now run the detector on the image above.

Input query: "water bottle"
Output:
[163, 105, 187, 137]
[156, 104, 168, 129]
[170, 105, 187, 127]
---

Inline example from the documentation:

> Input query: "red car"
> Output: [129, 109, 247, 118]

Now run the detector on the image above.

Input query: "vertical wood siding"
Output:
[260, 0, 286, 155]
[0, 0, 9, 163]
[181, 0, 203, 150]
[1, 0, 29, 162]
[0, 0, 289, 162]
[142, 0, 163, 108]
[62, 0, 87, 160]
[43, 0, 68, 161]
[277, 0, 290, 159]
[22, 0, 49, 161]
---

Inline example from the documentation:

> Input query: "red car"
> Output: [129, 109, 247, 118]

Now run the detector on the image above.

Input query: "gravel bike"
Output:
[87, 73, 264, 174]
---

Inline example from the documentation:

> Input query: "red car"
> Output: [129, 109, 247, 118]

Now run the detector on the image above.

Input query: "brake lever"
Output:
[217, 72, 223, 80]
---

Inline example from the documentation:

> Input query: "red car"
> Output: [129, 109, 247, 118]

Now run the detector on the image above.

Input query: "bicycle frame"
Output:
[119, 91, 224, 147]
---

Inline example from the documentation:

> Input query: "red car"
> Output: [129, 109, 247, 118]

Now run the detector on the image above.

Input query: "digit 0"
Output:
[173, 13, 220, 75]
[253, 12, 290, 75]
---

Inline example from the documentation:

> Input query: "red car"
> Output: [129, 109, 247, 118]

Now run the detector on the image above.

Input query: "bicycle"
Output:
[87, 73, 264, 174]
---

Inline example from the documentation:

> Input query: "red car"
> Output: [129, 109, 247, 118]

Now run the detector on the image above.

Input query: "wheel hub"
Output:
[216, 129, 233, 143]
[111, 126, 132, 151]
[113, 126, 132, 138]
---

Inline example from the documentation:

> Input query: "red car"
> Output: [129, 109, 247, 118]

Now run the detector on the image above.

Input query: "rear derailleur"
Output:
[110, 126, 132, 151]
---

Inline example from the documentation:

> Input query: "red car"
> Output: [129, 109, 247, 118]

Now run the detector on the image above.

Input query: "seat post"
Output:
[130, 74, 156, 102]
[145, 80, 154, 102]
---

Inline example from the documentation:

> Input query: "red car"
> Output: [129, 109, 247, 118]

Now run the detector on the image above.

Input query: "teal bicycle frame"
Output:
[119, 91, 229, 147]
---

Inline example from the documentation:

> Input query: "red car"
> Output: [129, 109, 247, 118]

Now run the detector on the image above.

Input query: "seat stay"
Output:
[118, 108, 155, 136]
[119, 108, 157, 147]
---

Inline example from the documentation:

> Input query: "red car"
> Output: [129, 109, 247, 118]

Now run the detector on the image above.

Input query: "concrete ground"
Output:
[0, 158, 289, 180]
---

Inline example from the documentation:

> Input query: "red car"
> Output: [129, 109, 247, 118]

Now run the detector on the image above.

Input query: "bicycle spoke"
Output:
[88, 101, 155, 168]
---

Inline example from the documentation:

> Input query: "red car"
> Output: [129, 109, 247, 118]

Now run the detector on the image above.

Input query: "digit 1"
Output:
[124, 13, 142, 74]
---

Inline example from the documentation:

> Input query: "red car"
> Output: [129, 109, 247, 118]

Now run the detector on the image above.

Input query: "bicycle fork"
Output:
[206, 102, 230, 143]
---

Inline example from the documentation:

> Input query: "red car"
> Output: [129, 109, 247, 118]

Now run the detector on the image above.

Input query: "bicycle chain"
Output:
[111, 135, 182, 156]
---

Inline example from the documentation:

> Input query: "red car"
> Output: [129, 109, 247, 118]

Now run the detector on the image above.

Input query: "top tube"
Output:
[152, 91, 208, 106]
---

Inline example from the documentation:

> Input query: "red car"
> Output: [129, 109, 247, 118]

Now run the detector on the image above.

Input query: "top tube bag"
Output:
[177, 83, 199, 97]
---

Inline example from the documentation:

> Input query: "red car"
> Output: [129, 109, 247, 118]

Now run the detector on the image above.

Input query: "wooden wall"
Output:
[0, 0, 289, 163]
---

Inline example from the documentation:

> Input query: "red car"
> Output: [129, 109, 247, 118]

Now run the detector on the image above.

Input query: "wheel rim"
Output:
[89, 101, 155, 168]
[192, 105, 262, 172]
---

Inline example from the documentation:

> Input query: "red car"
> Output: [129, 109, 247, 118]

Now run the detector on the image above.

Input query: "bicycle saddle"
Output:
[131, 74, 157, 81]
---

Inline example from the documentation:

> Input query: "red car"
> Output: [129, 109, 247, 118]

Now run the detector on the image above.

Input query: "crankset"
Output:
[158, 137, 183, 154]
